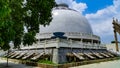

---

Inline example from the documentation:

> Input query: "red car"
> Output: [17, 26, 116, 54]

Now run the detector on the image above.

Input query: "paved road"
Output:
[0, 58, 40, 68]
[70, 60, 120, 68]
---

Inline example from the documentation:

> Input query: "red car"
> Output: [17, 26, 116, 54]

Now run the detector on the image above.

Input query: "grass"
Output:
[38, 59, 56, 65]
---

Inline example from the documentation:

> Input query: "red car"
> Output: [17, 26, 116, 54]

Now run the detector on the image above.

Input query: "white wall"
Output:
[106, 43, 120, 52]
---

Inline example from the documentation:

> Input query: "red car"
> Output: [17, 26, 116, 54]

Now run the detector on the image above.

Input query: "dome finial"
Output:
[57, 3, 68, 7]
[56, 0, 69, 7]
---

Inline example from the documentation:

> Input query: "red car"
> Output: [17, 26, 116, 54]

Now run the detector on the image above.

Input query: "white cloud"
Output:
[55, 0, 87, 13]
[85, 0, 120, 43]
[55, 0, 72, 5]
[71, 1, 87, 14]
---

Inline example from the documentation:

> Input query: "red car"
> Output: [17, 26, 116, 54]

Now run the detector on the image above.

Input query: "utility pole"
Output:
[112, 18, 120, 52]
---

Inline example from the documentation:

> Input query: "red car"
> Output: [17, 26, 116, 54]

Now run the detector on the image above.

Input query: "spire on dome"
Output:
[57, 3, 68, 8]
[55, 0, 69, 7]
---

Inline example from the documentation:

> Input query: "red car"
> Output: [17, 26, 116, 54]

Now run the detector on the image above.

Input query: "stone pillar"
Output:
[70, 39, 73, 52]
[44, 40, 47, 53]
[81, 38, 83, 43]
[52, 48, 59, 64]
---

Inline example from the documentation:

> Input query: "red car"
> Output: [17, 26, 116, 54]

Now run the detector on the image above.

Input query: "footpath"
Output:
[0, 58, 39, 68]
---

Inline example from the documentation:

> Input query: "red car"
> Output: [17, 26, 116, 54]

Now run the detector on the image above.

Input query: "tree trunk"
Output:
[6, 50, 9, 67]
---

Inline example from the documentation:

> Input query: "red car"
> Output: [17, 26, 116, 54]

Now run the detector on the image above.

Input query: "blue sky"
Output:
[76, 0, 113, 14]
[55, 0, 120, 43]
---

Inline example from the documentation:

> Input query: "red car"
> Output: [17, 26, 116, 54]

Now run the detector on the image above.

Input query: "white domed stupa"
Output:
[7, 4, 117, 66]
[38, 4, 100, 43]
[40, 4, 93, 34]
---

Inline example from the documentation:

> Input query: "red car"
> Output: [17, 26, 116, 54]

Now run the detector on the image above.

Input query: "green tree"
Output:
[0, 0, 55, 50]
[0, 0, 55, 66]
[0, 0, 13, 50]
[0, 0, 15, 66]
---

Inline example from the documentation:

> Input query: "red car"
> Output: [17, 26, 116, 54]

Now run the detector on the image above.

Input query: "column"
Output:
[52, 48, 59, 64]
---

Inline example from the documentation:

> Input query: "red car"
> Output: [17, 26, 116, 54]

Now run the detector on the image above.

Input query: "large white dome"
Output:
[40, 4, 93, 34]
